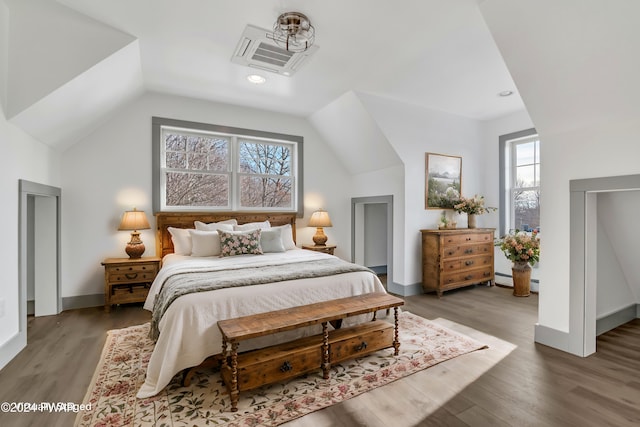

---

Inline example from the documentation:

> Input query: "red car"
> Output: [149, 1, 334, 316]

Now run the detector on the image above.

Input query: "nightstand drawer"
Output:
[110, 283, 151, 304]
[108, 271, 157, 283]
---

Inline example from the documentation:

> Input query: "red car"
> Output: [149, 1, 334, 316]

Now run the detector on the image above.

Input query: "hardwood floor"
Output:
[0, 285, 638, 426]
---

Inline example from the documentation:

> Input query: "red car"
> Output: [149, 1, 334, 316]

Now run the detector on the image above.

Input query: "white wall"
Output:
[61, 91, 353, 298]
[596, 191, 640, 317]
[356, 92, 486, 289]
[0, 92, 60, 367]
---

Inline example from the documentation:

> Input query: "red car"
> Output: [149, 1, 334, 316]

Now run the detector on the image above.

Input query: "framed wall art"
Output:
[425, 153, 462, 209]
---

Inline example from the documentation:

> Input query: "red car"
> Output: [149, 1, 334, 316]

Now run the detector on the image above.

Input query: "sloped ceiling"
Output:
[479, 0, 640, 136]
[1, 0, 524, 151]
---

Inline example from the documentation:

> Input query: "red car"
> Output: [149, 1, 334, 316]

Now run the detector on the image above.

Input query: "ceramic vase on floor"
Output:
[512, 261, 531, 297]
[467, 214, 477, 228]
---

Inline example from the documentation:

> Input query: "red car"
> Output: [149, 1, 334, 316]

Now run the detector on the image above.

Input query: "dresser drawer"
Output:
[442, 267, 493, 287]
[442, 233, 493, 246]
[234, 337, 323, 391]
[329, 321, 394, 364]
[442, 243, 493, 259]
[443, 255, 493, 272]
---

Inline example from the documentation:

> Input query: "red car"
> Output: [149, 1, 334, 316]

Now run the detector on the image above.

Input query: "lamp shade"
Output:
[118, 208, 151, 231]
[308, 209, 332, 227]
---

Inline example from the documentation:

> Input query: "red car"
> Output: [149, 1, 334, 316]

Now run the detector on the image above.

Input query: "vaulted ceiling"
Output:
[1, 0, 524, 151]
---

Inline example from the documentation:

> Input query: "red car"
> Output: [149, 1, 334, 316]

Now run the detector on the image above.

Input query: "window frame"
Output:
[152, 117, 303, 215]
[499, 128, 539, 236]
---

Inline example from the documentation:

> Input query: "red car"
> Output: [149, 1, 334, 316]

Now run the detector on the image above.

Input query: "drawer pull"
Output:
[483, 272, 490, 277]
[355, 341, 368, 352]
[280, 361, 293, 372]
[465, 260, 474, 266]
[464, 249, 473, 254]
[464, 275, 473, 280]
[448, 251, 455, 256]
[125, 273, 138, 280]
[466, 237, 472, 241]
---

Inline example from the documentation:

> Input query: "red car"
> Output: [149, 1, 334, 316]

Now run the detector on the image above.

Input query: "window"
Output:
[152, 117, 303, 214]
[499, 128, 540, 235]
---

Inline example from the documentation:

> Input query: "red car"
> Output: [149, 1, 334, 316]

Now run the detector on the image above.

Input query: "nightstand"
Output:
[101, 257, 161, 312]
[302, 244, 336, 255]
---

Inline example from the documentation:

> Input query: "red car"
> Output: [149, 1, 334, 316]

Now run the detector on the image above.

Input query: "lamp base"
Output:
[125, 231, 145, 258]
[312, 227, 328, 246]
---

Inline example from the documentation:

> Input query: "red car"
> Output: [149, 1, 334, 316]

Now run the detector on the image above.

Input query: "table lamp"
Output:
[118, 208, 151, 258]
[308, 209, 332, 246]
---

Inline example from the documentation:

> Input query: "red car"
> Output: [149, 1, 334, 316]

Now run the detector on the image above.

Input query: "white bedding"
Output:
[137, 249, 386, 398]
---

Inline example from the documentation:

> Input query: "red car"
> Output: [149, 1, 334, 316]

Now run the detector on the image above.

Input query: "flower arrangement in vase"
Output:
[495, 229, 540, 297]
[451, 195, 497, 228]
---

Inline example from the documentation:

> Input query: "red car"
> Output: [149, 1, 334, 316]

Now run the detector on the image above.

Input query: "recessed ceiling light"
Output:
[247, 74, 266, 84]
[498, 90, 514, 97]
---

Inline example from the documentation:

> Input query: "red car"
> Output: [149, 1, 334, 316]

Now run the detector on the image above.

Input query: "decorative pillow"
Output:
[219, 229, 263, 257]
[260, 228, 286, 253]
[188, 230, 222, 257]
[168, 227, 192, 255]
[233, 221, 271, 231]
[271, 224, 296, 250]
[194, 220, 236, 231]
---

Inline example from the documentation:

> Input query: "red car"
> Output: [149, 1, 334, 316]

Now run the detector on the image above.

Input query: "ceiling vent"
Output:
[231, 25, 319, 76]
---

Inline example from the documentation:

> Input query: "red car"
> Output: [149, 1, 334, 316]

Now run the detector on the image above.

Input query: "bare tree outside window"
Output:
[238, 141, 293, 208]
[164, 132, 230, 207]
[155, 119, 300, 212]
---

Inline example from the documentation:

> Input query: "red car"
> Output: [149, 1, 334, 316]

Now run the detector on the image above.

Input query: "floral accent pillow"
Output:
[218, 229, 263, 257]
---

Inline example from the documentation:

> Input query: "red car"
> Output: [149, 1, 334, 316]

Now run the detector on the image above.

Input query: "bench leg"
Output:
[322, 322, 330, 379]
[393, 307, 400, 356]
[229, 341, 239, 412]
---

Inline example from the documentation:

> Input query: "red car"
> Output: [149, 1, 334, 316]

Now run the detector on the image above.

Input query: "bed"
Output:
[136, 212, 387, 398]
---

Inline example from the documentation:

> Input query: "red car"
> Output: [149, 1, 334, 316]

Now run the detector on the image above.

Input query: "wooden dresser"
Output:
[420, 228, 495, 297]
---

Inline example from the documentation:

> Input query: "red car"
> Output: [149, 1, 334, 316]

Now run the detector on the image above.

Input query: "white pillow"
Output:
[272, 224, 296, 250]
[194, 220, 237, 231]
[188, 229, 223, 257]
[260, 228, 285, 253]
[234, 221, 271, 231]
[168, 227, 192, 255]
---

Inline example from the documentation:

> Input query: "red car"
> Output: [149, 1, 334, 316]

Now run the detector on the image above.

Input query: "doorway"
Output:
[568, 174, 640, 356]
[19, 180, 62, 324]
[351, 195, 393, 288]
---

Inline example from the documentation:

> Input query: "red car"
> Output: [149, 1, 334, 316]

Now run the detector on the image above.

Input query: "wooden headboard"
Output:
[155, 212, 297, 258]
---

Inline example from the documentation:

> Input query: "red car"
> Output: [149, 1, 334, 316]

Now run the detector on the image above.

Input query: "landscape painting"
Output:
[425, 153, 462, 209]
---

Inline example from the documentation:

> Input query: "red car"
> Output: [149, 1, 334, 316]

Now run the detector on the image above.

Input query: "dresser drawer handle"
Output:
[355, 341, 368, 352]
[464, 275, 473, 280]
[465, 260, 474, 266]
[448, 251, 455, 256]
[464, 249, 473, 254]
[466, 237, 472, 241]
[125, 273, 138, 280]
[280, 361, 293, 372]
[483, 272, 490, 277]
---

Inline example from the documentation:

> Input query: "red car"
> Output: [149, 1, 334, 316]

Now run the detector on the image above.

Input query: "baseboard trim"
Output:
[62, 294, 104, 311]
[387, 281, 423, 297]
[596, 304, 639, 336]
[534, 323, 570, 353]
[0, 332, 25, 371]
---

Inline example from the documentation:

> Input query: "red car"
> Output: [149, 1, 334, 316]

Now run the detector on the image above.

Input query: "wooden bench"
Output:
[217, 292, 404, 412]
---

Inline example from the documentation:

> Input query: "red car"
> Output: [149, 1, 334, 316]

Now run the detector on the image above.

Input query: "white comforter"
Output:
[137, 249, 386, 398]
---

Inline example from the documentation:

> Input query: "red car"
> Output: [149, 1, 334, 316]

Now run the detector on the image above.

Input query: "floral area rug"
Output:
[75, 312, 487, 427]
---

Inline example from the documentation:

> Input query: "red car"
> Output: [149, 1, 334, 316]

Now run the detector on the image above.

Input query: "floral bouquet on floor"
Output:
[495, 229, 540, 266]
